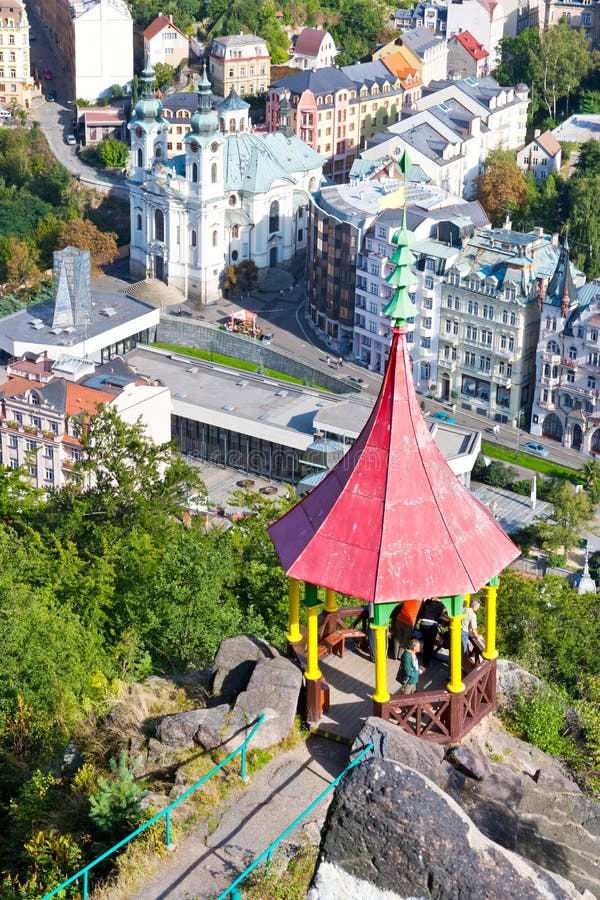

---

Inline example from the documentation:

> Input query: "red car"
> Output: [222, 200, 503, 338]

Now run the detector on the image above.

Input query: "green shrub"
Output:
[89, 750, 146, 836]
[546, 551, 566, 567]
[510, 689, 569, 757]
[512, 478, 532, 496]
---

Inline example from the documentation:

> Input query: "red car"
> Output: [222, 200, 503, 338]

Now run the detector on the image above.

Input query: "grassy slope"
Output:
[482, 442, 583, 481]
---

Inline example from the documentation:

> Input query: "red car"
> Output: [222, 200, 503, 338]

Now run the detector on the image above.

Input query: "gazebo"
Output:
[268, 208, 520, 743]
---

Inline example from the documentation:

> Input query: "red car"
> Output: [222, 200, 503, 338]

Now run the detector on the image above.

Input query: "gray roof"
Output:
[212, 33, 266, 47]
[341, 59, 398, 88]
[401, 25, 446, 57]
[219, 88, 250, 112]
[271, 66, 355, 97]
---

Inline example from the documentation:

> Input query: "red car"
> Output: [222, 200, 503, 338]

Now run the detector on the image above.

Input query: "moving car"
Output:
[66, 134, 76, 145]
[46, 89, 56, 101]
[42, 68, 53, 80]
[431, 411, 457, 424]
[522, 441, 550, 457]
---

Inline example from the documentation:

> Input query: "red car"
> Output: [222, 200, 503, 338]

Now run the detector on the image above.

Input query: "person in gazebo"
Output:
[399, 639, 425, 694]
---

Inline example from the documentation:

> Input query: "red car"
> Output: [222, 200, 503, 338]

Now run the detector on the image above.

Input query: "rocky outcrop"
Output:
[309, 757, 591, 899]
[155, 644, 302, 761]
[496, 658, 546, 708]
[342, 718, 600, 899]
[210, 634, 278, 702]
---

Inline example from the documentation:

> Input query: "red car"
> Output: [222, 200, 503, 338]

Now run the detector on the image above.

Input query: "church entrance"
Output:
[154, 256, 165, 282]
[572, 424, 583, 452]
[269, 247, 277, 268]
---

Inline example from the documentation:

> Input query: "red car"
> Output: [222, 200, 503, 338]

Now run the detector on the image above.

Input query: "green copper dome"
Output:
[134, 61, 163, 122]
[190, 66, 218, 136]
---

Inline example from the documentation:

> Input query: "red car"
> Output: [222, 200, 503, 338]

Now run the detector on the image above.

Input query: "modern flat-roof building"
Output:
[124, 344, 481, 488]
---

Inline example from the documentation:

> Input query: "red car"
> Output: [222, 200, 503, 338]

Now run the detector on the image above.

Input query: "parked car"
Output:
[42, 68, 53, 80]
[46, 89, 56, 102]
[522, 441, 550, 457]
[66, 134, 76, 145]
[431, 411, 457, 424]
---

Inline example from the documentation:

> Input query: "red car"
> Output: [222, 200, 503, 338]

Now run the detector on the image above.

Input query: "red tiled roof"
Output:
[381, 53, 422, 87]
[144, 12, 188, 41]
[454, 31, 488, 60]
[82, 108, 126, 125]
[294, 28, 328, 57]
[269, 328, 519, 604]
[535, 130, 562, 158]
[0, 375, 36, 398]
[65, 383, 114, 417]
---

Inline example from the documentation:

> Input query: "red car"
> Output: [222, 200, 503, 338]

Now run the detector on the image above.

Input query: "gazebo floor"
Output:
[314, 641, 451, 741]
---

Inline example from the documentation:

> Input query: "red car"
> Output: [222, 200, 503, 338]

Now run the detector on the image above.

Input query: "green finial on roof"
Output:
[382, 208, 418, 325]
[398, 148, 412, 177]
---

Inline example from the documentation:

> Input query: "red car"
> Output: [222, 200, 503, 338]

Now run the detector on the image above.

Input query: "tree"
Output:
[73, 405, 206, 523]
[539, 480, 594, 553]
[533, 21, 592, 120]
[574, 140, 600, 178]
[109, 84, 124, 99]
[97, 135, 129, 169]
[153, 63, 175, 90]
[476, 150, 529, 227]
[0, 236, 40, 288]
[580, 89, 600, 113]
[564, 174, 600, 278]
[57, 217, 118, 273]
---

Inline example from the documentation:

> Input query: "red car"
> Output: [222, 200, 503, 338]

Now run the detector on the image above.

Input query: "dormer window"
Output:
[30, 392, 40, 406]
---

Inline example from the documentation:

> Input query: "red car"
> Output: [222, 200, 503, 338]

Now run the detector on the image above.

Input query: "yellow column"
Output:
[463, 593, 471, 607]
[447, 613, 465, 693]
[305, 603, 322, 681]
[372, 624, 390, 703]
[483, 583, 499, 661]
[325, 588, 338, 612]
[287, 578, 302, 644]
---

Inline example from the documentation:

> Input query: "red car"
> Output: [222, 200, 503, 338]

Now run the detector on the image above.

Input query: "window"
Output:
[566, 369, 575, 384]
[421, 336, 431, 349]
[423, 317, 432, 329]
[212, 230, 218, 247]
[191, 230, 197, 247]
[423, 298, 433, 309]
[192, 162, 198, 182]
[9, 435, 17, 448]
[568, 345, 577, 360]
[466, 324, 477, 341]
[589, 376, 597, 390]
[25, 439, 37, 452]
[591, 329, 599, 342]
[154, 209, 165, 242]
[31, 416, 41, 429]
[211, 163, 218, 183]
[447, 294, 453, 309]
[454, 298, 460, 311]
[136, 212, 142, 230]
[44, 446, 53, 459]
[231, 225, 239, 238]
[424, 276, 434, 289]
[269, 200, 279, 233]
[45, 468, 54, 481]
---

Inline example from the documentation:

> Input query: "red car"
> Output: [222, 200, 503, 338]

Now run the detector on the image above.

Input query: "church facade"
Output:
[128, 66, 324, 304]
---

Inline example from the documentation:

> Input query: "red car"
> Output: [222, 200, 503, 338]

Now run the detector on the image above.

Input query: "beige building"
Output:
[0, 0, 33, 111]
[209, 33, 270, 98]
[143, 12, 189, 69]
[517, 0, 599, 46]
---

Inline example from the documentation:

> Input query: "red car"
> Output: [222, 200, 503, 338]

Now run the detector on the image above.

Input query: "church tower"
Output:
[184, 67, 224, 202]
[128, 60, 167, 182]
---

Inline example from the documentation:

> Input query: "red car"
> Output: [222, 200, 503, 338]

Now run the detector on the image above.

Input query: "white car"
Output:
[66, 134, 76, 146]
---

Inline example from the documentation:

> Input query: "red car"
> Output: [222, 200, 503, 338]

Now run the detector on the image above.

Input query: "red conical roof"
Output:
[268, 327, 519, 603]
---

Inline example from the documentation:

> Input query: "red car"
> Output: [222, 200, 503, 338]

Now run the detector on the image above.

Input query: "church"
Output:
[128, 64, 324, 303]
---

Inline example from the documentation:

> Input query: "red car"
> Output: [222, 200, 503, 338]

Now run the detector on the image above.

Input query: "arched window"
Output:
[240, 118, 245, 131]
[136, 212, 142, 231]
[231, 225, 239, 238]
[137, 148, 143, 167]
[192, 162, 198, 183]
[569, 345, 577, 360]
[308, 177, 316, 192]
[220, 117, 226, 131]
[155, 145, 162, 159]
[212, 230, 218, 247]
[548, 340, 560, 354]
[229, 118, 236, 133]
[154, 209, 165, 242]
[269, 200, 279, 233]
[211, 163, 218, 183]
[191, 230, 197, 247]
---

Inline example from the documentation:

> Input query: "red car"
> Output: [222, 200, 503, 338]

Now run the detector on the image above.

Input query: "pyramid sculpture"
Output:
[52, 247, 92, 329]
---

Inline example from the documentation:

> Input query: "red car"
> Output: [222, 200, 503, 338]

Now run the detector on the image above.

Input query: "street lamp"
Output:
[515, 408, 524, 457]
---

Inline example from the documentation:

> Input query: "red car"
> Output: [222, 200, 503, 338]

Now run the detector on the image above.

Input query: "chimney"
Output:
[534, 128, 540, 138]
[533, 226, 544, 237]
[551, 232, 559, 246]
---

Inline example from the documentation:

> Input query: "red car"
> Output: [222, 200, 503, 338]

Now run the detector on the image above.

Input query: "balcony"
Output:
[561, 357, 578, 370]
[496, 347, 515, 360]
[540, 374, 560, 387]
[542, 351, 561, 364]
[442, 333, 460, 345]
[494, 373, 512, 388]
[538, 397, 556, 410]
[438, 358, 457, 372]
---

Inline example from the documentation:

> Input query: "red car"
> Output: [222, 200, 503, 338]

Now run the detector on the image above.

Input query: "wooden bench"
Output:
[323, 631, 345, 658]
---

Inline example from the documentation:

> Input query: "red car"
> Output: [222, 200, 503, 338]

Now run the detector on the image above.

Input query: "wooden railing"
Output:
[375, 658, 497, 744]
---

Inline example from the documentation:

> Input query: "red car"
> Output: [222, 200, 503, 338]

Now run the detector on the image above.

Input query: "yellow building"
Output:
[209, 33, 271, 98]
[0, 0, 33, 111]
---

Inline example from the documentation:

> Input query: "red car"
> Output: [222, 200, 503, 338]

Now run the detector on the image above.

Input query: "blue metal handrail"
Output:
[217, 741, 374, 900]
[41, 713, 266, 900]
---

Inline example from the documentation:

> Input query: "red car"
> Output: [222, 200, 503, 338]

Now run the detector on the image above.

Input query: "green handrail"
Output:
[41, 713, 266, 900]
[217, 741, 374, 900]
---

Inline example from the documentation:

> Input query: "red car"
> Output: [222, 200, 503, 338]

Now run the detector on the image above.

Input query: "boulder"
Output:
[156, 709, 212, 748]
[234, 656, 302, 749]
[210, 634, 279, 702]
[496, 658, 546, 708]
[353, 717, 444, 783]
[447, 744, 492, 780]
[308, 757, 591, 899]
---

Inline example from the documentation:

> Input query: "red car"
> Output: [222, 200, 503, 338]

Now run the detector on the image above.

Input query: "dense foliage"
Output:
[0, 408, 294, 893]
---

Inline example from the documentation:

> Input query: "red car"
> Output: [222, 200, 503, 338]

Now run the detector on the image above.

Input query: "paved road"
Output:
[129, 736, 349, 900]
[26, 10, 127, 196]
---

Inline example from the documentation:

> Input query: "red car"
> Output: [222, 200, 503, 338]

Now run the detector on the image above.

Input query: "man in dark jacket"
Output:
[418, 597, 445, 667]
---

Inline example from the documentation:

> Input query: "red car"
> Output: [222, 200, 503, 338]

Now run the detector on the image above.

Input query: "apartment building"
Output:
[447, 31, 489, 78]
[436, 227, 573, 425]
[0, 352, 171, 490]
[209, 33, 270, 98]
[0, 0, 32, 110]
[446, 0, 505, 68]
[306, 173, 488, 357]
[289, 28, 337, 70]
[390, 1, 448, 35]
[517, 0, 599, 46]
[268, 61, 404, 182]
[387, 26, 449, 84]
[38, 0, 133, 101]
[144, 12, 189, 69]
[530, 241, 599, 453]
[516, 129, 562, 182]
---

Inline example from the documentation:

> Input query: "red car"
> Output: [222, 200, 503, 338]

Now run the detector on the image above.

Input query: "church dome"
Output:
[134, 62, 163, 122]
[190, 66, 218, 135]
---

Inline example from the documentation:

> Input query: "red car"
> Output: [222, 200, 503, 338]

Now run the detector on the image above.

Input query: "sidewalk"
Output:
[128, 736, 349, 900]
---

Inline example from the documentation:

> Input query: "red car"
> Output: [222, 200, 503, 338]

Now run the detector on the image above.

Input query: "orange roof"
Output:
[0, 375, 38, 399]
[454, 31, 488, 60]
[65, 383, 114, 417]
[381, 53, 421, 87]
[535, 130, 562, 159]
[144, 12, 188, 41]
[82, 108, 125, 125]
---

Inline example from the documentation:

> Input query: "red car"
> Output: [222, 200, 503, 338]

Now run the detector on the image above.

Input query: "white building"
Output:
[516, 129, 562, 182]
[143, 12, 189, 70]
[289, 28, 337, 70]
[128, 64, 323, 304]
[446, 0, 505, 69]
[0, 247, 159, 363]
[0, 352, 170, 490]
[71, 0, 133, 101]
[362, 76, 529, 198]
